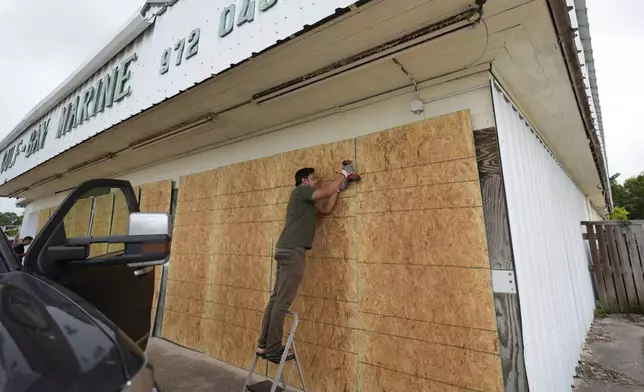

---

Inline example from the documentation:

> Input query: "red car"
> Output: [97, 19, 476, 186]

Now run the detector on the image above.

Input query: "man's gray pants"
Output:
[258, 247, 306, 354]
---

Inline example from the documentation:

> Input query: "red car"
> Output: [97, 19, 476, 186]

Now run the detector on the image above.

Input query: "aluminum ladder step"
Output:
[242, 311, 308, 392]
[247, 381, 285, 392]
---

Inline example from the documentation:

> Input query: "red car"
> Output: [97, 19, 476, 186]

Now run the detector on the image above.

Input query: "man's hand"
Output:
[311, 159, 357, 201]
[340, 160, 355, 178]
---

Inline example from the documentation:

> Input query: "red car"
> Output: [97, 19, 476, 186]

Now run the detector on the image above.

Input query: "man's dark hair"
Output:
[295, 168, 315, 186]
[24, 236, 33, 241]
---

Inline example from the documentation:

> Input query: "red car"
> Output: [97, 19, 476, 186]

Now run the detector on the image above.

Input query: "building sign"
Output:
[1, 118, 49, 173]
[219, 0, 278, 37]
[57, 53, 138, 139]
[0, 53, 138, 174]
[0, 0, 357, 184]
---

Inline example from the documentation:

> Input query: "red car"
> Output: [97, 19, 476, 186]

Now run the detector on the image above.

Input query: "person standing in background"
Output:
[13, 236, 33, 264]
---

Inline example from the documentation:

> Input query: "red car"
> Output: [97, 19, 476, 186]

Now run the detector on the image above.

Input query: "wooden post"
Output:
[595, 225, 618, 311]
[605, 226, 630, 313]
[614, 225, 639, 309]
[474, 127, 528, 392]
[624, 225, 644, 311]
[585, 223, 608, 303]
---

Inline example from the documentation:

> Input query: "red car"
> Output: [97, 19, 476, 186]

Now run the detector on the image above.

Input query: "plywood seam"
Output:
[358, 310, 497, 333]
[358, 156, 478, 176]
[167, 282, 267, 292]
[357, 262, 490, 270]
[358, 329, 499, 356]
[356, 362, 483, 392]
[353, 135, 362, 392]
[356, 179, 480, 195]
[356, 205, 484, 215]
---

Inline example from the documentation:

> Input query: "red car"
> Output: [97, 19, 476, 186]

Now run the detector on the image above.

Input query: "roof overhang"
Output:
[1, 0, 609, 212]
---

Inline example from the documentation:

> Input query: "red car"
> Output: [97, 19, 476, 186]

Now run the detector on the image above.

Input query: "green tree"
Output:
[0, 212, 21, 227]
[610, 206, 629, 221]
[611, 173, 644, 220]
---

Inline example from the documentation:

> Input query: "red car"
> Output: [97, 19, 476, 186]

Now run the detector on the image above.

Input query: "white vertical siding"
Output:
[19, 211, 39, 240]
[493, 83, 595, 392]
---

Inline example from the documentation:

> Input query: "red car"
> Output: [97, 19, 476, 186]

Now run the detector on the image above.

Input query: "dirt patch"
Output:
[585, 323, 613, 344]
[576, 361, 644, 388]
[619, 313, 644, 326]
[575, 361, 644, 389]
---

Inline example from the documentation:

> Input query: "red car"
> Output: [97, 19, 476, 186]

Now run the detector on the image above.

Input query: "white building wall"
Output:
[493, 82, 595, 392]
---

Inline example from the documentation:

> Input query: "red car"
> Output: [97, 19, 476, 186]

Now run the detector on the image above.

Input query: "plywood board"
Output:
[268, 342, 357, 392]
[359, 263, 496, 330]
[37, 209, 50, 233]
[356, 111, 475, 173]
[140, 180, 172, 212]
[108, 191, 129, 253]
[358, 158, 478, 193]
[297, 257, 357, 302]
[157, 110, 499, 391]
[360, 331, 503, 391]
[63, 198, 92, 238]
[357, 209, 489, 268]
[357, 182, 482, 213]
[89, 194, 114, 257]
[359, 363, 470, 392]
[359, 312, 499, 354]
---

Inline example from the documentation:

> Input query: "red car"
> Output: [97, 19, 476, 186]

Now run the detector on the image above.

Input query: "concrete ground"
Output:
[146, 338, 300, 392]
[574, 314, 644, 391]
[147, 338, 248, 392]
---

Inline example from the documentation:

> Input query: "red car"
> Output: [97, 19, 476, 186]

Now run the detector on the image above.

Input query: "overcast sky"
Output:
[0, 0, 640, 214]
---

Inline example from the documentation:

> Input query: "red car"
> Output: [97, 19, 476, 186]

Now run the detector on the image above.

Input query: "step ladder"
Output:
[242, 310, 308, 392]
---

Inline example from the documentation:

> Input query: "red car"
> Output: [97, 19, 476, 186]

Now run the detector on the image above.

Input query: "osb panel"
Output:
[63, 198, 92, 238]
[280, 257, 357, 302]
[165, 280, 206, 302]
[89, 194, 114, 257]
[203, 302, 264, 331]
[306, 218, 356, 260]
[357, 182, 482, 213]
[359, 313, 499, 354]
[290, 297, 360, 329]
[356, 111, 475, 173]
[359, 364, 470, 392]
[37, 209, 50, 232]
[357, 209, 489, 268]
[209, 222, 275, 257]
[208, 285, 270, 312]
[139, 180, 172, 209]
[268, 342, 357, 392]
[161, 310, 202, 349]
[359, 264, 496, 330]
[358, 158, 478, 193]
[360, 331, 503, 391]
[295, 320, 358, 354]
[167, 254, 210, 284]
[164, 293, 205, 318]
[141, 204, 171, 213]
[216, 322, 260, 370]
[211, 254, 271, 291]
[171, 226, 211, 255]
[159, 110, 499, 391]
[108, 191, 129, 253]
[178, 139, 354, 201]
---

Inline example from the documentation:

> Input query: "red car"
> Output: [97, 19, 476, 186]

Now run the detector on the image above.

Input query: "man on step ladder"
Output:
[255, 160, 360, 362]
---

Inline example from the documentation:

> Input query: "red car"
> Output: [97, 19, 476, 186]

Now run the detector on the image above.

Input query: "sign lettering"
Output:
[160, 28, 201, 75]
[57, 53, 137, 138]
[0, 117, 50, 173]
[219, 0, 277, 37]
